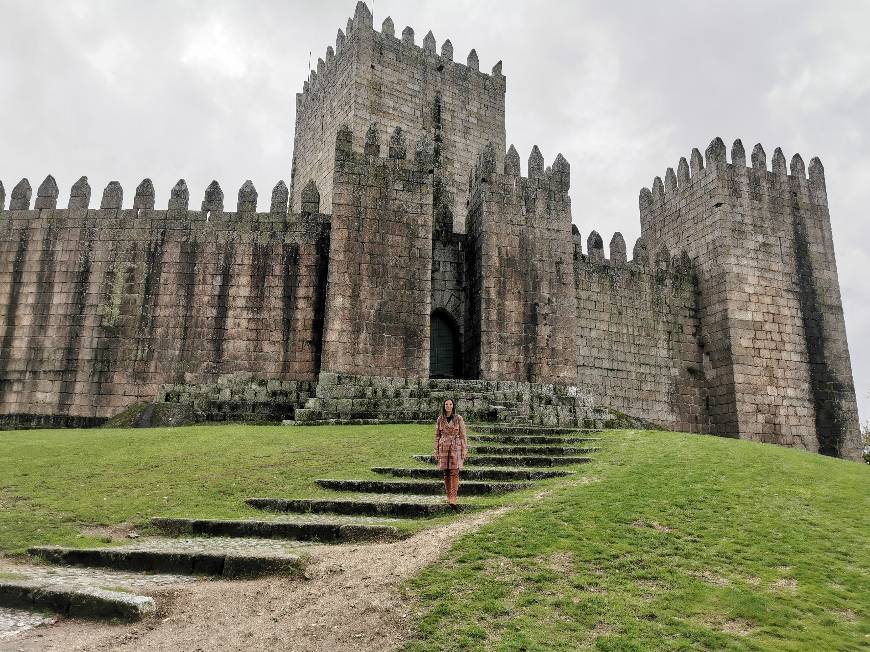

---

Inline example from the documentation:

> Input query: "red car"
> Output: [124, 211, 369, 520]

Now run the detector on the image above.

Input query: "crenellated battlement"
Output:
[0, 175, 331, 426]
[321, 123, 434, 379]
[332, 122, 437, 173]
[640, 137, 827, 229]
[469, 143, 571, 209]
[0, 176, 333, 251]
[572, 228, 703, 435]
[466, 143, 576, 384]
[2, 176, 292, 216]
[570, 226, 693, 280]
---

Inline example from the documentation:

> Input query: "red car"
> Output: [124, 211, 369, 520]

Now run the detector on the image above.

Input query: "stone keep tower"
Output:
[290, 1, 506, 230]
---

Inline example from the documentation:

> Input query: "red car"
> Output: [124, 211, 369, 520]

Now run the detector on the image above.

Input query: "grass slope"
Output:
[0, 424, 443, 552]
[405, 430, 869, 651]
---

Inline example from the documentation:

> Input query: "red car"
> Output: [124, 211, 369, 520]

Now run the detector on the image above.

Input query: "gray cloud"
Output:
[2, 0, 868, 421]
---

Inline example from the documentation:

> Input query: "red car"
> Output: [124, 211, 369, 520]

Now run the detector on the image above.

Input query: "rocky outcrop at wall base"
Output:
[97, 376, 318, 428]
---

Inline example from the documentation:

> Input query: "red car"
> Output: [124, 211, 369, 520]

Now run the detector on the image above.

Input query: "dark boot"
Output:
[448, 471, 460, 505]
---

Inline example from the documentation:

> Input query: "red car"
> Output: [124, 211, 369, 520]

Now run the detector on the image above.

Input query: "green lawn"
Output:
[0, 423, 449, 552]
[404, 430, 869, 651]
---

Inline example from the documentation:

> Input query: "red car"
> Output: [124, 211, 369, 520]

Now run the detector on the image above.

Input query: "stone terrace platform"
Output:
[289, 374, 602, 427]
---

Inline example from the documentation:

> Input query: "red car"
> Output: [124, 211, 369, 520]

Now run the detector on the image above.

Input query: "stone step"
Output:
[371, 466, 571, 481]
[28, 537, 306, 578]
[470, 445, 600, 456]
[246, 495, 471, 518]
[469, 434, 600, 444]
[151, 517, 404, 543]
[414, 454, 592, 467]
[0, 580, 154, 622]
[468, 424, 598, 435]
[315, 479, 531, 495]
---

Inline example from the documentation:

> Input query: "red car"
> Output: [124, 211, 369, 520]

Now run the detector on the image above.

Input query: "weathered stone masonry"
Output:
[321, 125, 434, 378]
[0, 2, 860, 460]
[467, 144, 577, 384]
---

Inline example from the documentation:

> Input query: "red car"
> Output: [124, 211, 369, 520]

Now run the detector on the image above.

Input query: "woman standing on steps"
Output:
[434, 398, 468, 511]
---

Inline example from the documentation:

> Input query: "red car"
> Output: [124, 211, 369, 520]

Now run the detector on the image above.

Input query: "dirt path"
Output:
[4, 507, 511, 652]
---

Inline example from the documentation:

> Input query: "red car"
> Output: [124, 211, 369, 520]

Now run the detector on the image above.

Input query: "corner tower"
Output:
[290, 2, 506, 230]
[640, 138, 861, 460]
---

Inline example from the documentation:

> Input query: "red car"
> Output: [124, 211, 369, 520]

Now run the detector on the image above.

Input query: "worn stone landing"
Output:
[469, 434, 600, 445]
[0, 560, 193, 623]
[371, 466, 571, 481]
[151, 515, 404, 543]
[414, 454, 593, 467]
[315, 479, 531, 495]
[246, 495, 471, 518]
[470, 444, 600, 456]
[29, 537, 307, 578]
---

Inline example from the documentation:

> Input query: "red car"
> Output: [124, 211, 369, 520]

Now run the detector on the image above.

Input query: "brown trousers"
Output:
[443, 469, 460, 503]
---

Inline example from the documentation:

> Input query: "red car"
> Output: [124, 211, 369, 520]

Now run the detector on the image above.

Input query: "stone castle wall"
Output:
[291, 2, 506, 230]
[640, 138, 860, 459]
[573, 231, 706, 433]
[0, 177, 329, 426]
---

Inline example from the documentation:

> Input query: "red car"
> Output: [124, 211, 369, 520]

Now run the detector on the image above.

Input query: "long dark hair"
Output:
[441, 398, 458, 419]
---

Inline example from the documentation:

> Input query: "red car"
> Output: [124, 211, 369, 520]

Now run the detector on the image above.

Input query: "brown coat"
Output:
[434, 414, 468, 470]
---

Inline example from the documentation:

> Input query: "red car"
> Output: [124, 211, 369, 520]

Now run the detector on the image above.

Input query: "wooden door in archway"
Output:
[430, 311, 460, 378]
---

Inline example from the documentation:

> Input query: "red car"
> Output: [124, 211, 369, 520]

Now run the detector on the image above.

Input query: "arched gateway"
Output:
[429, 310, 461, 379]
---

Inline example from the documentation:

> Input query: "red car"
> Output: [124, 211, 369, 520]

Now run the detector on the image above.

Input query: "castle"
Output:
[0, 3, 861, 460]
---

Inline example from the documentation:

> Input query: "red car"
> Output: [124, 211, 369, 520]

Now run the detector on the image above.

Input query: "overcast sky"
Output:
[2, 1, 868, 423]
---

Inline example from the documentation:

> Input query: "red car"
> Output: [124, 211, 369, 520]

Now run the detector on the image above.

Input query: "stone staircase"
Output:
[0, 422, 600, 631]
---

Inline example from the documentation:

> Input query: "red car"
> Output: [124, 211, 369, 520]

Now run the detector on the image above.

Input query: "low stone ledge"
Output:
[469, 434, 600, 444]
[0, 580, 154, 621]
[470, 445, 601, 456]
[150, 517, 404, 543]
[370, 466, 572, 481]
[315, 478, 531, 495]
[245, 497, 467, 518]
[468, 424, 599, 435]
[28, 545, 303, 578]
[413, 454, 593, 467]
